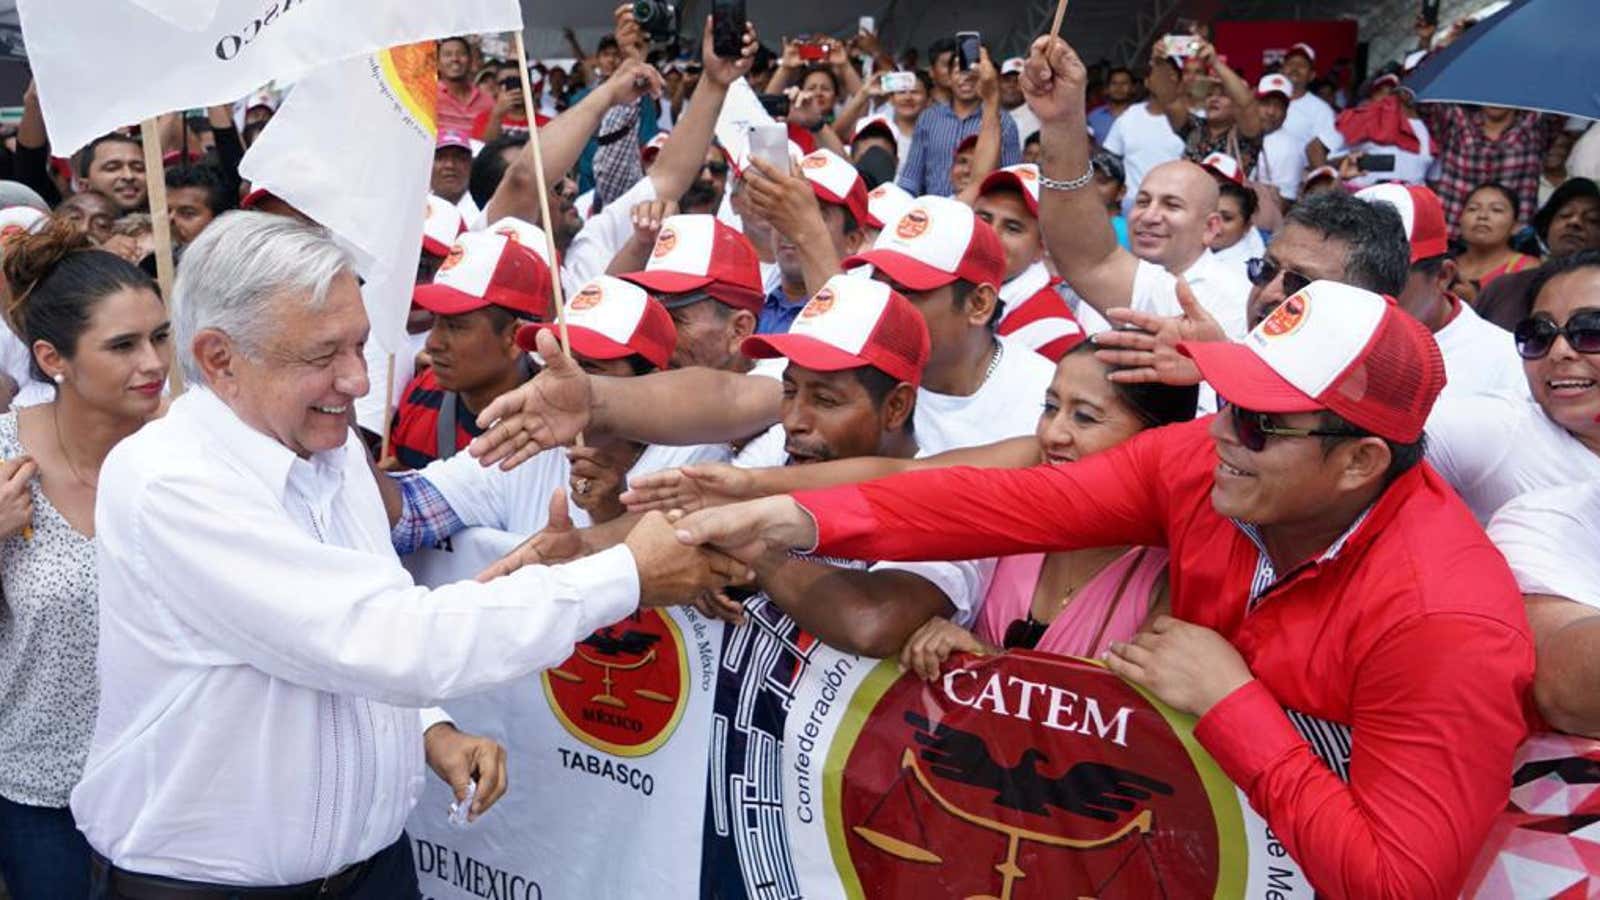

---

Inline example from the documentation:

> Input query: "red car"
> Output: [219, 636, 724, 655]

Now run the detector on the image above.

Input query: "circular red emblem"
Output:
[438, 244, 465, 272]
[542, 610, 689, 757]
[571, 284, 604, 311]
[801, 154, 829, 170]
[652, 228, 678, 259]
[896, 208, 930, 240]
[802, 289, 835, 318]
[832, 653, 1226, 898]
[1261, 292, 1309, 338]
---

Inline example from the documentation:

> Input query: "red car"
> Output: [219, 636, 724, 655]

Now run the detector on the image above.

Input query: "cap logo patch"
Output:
[1016, 168, 1038, 181]
[801, 155, 829, 170]
[801, 289, 836, 318]
[653, 228, 678, 258]
[896, 208, 931, 240]
[1260, 292, 1309, 338]
[571, 283, 604, 310]
[439, 243, 465, 272]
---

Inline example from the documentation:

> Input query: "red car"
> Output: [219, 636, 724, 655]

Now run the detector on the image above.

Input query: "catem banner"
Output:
[17, 0, 522, 152]
[405, 533, 1312, 899]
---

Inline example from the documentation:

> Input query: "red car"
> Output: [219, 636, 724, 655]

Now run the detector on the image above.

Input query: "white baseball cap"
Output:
[797, 149, 878, 228]
[1354, 183, 1449, 263]
[741, 274, 930, 386]
[422, 194, 467, 257]
[482, 216, 555, 269]
[1255, 74, 1293, 100]
[1199, 153, 1245, 185]
[865, 183, 914, 233]
[0, 206, 47, 242]
[414, 231, 553, 320]
[1000, 57, 1026, 76]
[518, 275, 677, 370]
[843, 195, 1007, 292]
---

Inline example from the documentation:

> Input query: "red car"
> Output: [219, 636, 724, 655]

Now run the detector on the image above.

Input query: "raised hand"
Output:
[474, 488, 586, 582]
[744, 156, 826, 243]
[701, 14, 758, 87]
[469, 329, 593, 471]
[626, 511, 754, 607]
[629, 198, 679, 251]
[605, 57, 665, 106]
[1020, 35, 1088, 126]
[672, 495, 818, 563]
[1092, 278, 1220, 387]
[568, 443, 636, 523]
[620, 461, 756, 514]
[975, 47, 1000, 107]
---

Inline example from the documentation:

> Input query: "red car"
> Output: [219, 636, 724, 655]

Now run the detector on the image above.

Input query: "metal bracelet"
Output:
[1038, 161, 1096, 192]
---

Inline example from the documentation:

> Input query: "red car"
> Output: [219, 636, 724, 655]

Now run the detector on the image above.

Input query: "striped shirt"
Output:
[896, 102, 1022, 197]
[386, 369, 489, 471]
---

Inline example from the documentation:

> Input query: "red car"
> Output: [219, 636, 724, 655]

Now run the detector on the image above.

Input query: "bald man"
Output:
[1040, 157, 1250, 341]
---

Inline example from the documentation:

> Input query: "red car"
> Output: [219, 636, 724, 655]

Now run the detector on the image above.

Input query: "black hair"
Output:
[75, 133, 141, 179]
[469, 133, 530, 208]
[1465, 181, 1521, 223]
[820, 203, 860, 236]
[1533, 177, 1600, 243]
[1282, 191, 1410, 296]
[478, 305, 523, 334]
[949, 279, 1002, 331]
[597, 35, 621, 53]
[1315, 410, 1427, 486]
[913, 70, 935, 94]
[1526, 247, 1600, 308]
[1218, 181, 1258, 222]
[2, 216, 156, 383]
[1412, 253, 1449, 278]
[1106, 66, 1135, 83]
[1064, 340, 1197, 428]
[850, 365, 915, 435]
[679, 178, 722, 216]
[927, 37, 958, 65]
[165, 164, 235, 218]
[621, 353, 658, 376]
[1024, 132, 1042, 149]
[439, 36, 472, 55]
[1149, 56, 1180, 78]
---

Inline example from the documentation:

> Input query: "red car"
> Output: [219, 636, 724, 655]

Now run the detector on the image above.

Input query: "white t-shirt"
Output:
[1008, 105, 1041, 146]
[423, 438, 730, 533]
[1487, 480, 1600, 607]
[1426, 392, 1600, 523]
[1209, 227, 1266, 285]
[1129, 250, 1252, 340]
[913, 335, 1056, 455]
[1284, 91, 1338, 146]
[1432, 302, 1529, 403]
[1103, 103, 1183, 218]
[1253, 128, 1308, 201]
[563, 176, 658, 297]
[0, 326, 52, 409]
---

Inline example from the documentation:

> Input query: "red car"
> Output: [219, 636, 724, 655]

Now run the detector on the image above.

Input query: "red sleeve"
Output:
[795, 420, 1201, 563]
[470, 110, 492, 141]
[1034, 333, 1086, 361]
[1195, 613, 1534, 899]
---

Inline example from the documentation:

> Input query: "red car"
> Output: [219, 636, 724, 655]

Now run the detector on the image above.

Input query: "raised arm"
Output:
[744, 157, 842, 295]
[831, 72, 884, 144]
[956, 49, 1004, 206]
[1204, 43, 1261, 137]
[1026, 37, 1140, 314]
[15, 80, 61, 207]
[648, 16, 757, 205]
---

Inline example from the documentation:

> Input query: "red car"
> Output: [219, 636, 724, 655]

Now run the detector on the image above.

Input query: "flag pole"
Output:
[379, 353, 396, 462]
[1049, 0, 1070, 37]
[140, 116, 186, 396]
[511, 32, 573, 360]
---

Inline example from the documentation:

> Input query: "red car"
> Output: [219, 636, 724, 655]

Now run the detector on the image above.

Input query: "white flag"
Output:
[17, 0, 521, 152]
[238, 44, 436, 433]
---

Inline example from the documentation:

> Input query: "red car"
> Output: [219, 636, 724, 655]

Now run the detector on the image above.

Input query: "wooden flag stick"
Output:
[1049, 0, 1070, 37]
[379, 353, 397, 462]
[511, 32, 574, 361]
[139, 116, 186, 396]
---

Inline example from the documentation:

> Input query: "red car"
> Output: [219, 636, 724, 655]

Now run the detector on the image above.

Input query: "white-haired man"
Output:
[75, 212, 746, 897]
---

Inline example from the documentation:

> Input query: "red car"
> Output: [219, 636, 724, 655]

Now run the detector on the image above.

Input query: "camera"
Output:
[631, 0, 678, 44]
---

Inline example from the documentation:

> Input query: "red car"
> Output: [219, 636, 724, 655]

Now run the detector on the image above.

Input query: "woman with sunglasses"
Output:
[1427, 250, 1600, 522]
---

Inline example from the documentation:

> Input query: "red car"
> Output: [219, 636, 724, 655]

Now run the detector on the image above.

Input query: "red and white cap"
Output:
[640, 131, 670, 164]
[1286, 42, 1316, 64]
[619, 214, 765, 311]
[979, 163, 1042, 216]
[1178, 280, 1446, 443]
[866, 182, 914, 232]
[741, 274, 930, 386]
[413, 231, 553, 320]
[1355, 183, 1449, 263]
[1371, 73, 1401, 92]
[244, 88, 278, 113]
[422, 195, 468, 257]
[482, 216, 556, 269]
[437, 130, 472, 153]
[1000, 57, 1026, 76]
[1302, 165, 1340, 188]
[0, 206, 46, 242]
[517, 276, 676, 370]
[955, 133, 980, 155]
[843, 195, 1006, 292]
[1199, 153, 1245, 185]
[852, 115, 897, 147]
[797, 149, 879, 229]
[1255, 74, 1294, 100]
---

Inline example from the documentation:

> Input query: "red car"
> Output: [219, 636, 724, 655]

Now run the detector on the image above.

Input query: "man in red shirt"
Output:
[674, 275, 1536, 899]
[435, 36, 495, 137]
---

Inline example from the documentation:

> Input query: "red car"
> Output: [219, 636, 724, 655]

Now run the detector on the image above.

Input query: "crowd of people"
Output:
[0, 2, 1597, 898]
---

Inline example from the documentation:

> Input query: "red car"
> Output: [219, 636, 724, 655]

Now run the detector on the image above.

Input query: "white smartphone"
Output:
[859, 16, 875, 35]
[1162, 34, 1201, 59]
[747, 124, 791, 176]
[882, 71, 917, 93]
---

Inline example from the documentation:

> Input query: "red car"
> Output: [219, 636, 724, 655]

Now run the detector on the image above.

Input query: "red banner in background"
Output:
[1213, 19, 1360, 86]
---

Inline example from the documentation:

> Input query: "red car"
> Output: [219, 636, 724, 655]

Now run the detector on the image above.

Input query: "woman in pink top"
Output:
[899, 341, 1198, 679]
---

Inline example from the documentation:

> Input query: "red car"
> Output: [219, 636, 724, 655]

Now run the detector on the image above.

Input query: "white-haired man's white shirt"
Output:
[75, 388, 641, 885]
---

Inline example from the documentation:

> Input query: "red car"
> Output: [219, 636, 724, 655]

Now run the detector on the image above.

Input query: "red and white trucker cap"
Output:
[422, 194, 468, 257]
[482, 216, 556, 269]
[1200, 153, 1245, 185]
[1355, 183, 1449, 263]
[619, 214, 765, 311]
[1286, 42, 1317, 65]
[517, 276, 676, 370]
[0, 206, 46, 242]
[797, 149, 879, 229]
[852, 115, 897, 147]
[843, 195, 1007, 292]
[866, 182, 914, 232]
[413, 231, 553, 320]
[741, 274, 930, 386]
[640, 131, 670, 165]
[1178, 280, 1446, 443]
[1256, 74, 1293, 100]
[978, 163, 1042, 216]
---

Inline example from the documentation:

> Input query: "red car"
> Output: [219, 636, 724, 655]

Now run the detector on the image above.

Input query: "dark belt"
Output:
[88, 844, 386, 900]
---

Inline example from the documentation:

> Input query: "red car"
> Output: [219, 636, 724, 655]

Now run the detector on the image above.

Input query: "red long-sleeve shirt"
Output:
[793, 417, 1535, 899]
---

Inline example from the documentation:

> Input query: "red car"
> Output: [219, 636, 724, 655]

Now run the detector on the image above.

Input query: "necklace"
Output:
[980, 339, 1003, 388]
[53, 403, 98, 490]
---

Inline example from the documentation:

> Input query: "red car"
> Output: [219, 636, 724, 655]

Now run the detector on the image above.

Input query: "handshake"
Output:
[623, 510, 756, 608]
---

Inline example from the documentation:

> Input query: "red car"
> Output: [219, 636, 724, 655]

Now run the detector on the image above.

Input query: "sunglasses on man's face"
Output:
[1246, 256, 1314, 297]
[1225, 402, 1366, 453]
[1514, 309, 1600, 360]
[702, 161, 730, 176]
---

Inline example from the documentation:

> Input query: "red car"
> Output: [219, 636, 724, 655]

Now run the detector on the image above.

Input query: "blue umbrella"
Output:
[1405, 0, 1600, 119]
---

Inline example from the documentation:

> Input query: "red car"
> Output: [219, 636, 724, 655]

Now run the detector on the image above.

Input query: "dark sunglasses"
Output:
[1514, 310, 1600, 360]
[1246, 257, 1314, 297]
[1226, 402, 1366, 453]
[1002, 616, 1047, 651]
[702, 161, 730, 176]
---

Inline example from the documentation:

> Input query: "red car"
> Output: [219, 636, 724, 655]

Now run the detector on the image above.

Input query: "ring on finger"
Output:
[574, 478, 593, 495]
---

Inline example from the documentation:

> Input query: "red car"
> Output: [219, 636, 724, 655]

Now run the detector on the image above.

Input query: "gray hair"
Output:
[172, 211, 353, 386]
